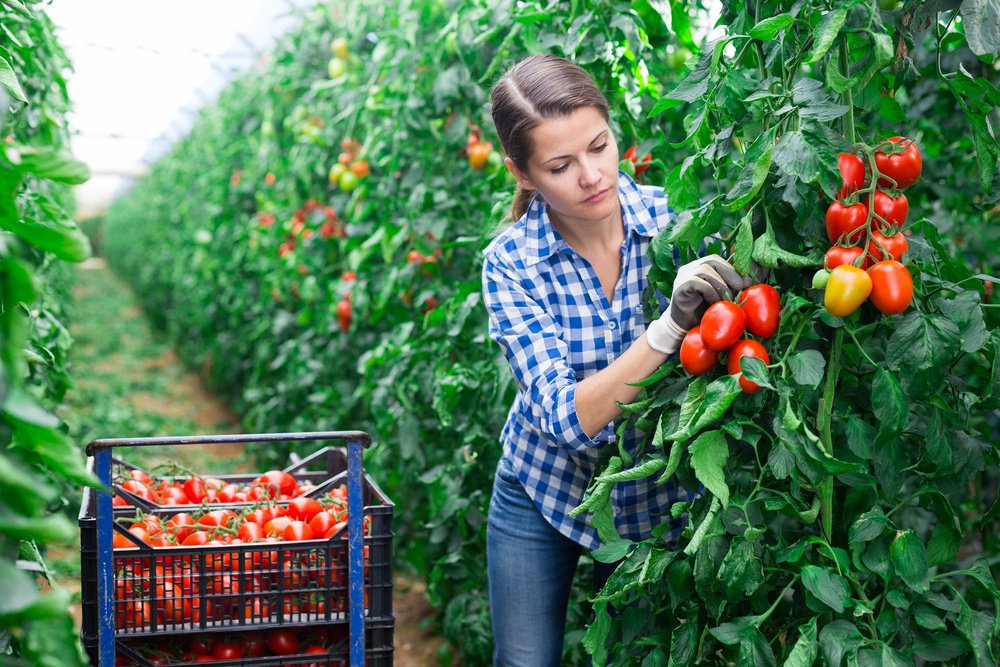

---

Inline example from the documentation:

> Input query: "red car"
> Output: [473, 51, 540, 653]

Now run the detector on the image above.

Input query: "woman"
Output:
[482, 54, 748, 666]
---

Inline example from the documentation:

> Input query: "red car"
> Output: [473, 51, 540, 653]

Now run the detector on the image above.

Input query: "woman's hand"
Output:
[645, 255, 750, 355]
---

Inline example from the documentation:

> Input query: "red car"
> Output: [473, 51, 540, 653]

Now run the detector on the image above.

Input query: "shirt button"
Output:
[613, 506, 622, 516]
[607, 321, 617, 330]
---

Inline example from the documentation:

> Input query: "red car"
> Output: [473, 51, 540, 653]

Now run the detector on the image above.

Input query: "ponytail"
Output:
[511, 186, 535, 221]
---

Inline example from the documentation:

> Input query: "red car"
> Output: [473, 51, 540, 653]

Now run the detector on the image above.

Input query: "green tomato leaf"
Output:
[784, 617, 818, 667]
[871, 369, 909, 433]
[739, 356, 771, 390]
[0, 54, 26, 103]
[752, 221, 821, 269]
[890, 530, 930, 594]
[956, 596, 997, 667]
[689, 430, 730, 508]
[960, 0, 1000, 56]
[749, 14, 794, 41]
[725, 142, 773, 211]
[913, 631, 971, 662]
[789, 350, 825, 388]
[801, 565, 851, 612]
[849, 507, 890, 543]
[733, 211, 753, 277]
[818, 620, 864, 667]
[807, 8, 848, 63]
[937, 290, 989, 354]
[886, 313, 960, 396]
[737, 627, 776, 667]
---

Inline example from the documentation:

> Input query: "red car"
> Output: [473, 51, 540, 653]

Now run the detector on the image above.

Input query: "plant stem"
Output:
[817, 328, 843, 542]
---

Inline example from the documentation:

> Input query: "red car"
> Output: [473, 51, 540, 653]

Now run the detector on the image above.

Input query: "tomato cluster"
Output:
[820, 136, 920, 318]
[466, 128, 499, 172]
[270, 200, 344, 260]
[112, 484, 373, 631]
[619, 144, 652, 179]
[328, 138, 369, 192]
[114, 469, 315, 508]
[679, 283, 780, 393]
[116, 626, 349, 665]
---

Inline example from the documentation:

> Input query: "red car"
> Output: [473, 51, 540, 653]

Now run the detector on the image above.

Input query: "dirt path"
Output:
[58, 259, 453, 666]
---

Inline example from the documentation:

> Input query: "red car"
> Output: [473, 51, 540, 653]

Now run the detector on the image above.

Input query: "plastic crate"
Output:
[113, 620, 394, 666]
[109, 446, 350, 511]
[79, 432, 392, 667]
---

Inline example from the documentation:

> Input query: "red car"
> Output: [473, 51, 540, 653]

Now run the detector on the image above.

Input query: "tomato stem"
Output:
[816, 327, 842, 542]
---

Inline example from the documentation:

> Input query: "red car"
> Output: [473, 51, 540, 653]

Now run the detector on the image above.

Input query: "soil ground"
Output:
[55, 258, 452, 666]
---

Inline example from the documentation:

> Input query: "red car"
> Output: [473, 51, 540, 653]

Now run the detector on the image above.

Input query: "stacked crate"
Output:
[79, 432, 393, 666]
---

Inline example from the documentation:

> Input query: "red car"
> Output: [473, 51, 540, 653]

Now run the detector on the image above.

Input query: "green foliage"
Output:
[582, 1, 1000, 664]
[0, 2, 97, 664]
[102, 0, 692, 661]
[99, 0, 1000, 664]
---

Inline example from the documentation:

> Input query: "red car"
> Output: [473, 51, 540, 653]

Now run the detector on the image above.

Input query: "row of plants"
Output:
[0, 2, 98, 665]
[101, 0, 688, 661]
[100, 0, 1000, 664]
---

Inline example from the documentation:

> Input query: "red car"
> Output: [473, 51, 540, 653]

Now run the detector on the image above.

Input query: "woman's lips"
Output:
[584, 187, 610, 204]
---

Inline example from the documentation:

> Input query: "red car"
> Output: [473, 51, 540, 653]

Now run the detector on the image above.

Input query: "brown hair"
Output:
[490, 55, 610, 221]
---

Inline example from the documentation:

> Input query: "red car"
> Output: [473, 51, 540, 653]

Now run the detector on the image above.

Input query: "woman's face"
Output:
[508, 106, 621, 228]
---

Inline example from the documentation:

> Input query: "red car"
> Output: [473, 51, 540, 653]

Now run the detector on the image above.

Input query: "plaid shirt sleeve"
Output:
[482, 250, 605, 452]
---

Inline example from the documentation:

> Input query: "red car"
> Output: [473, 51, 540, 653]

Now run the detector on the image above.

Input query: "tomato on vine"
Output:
[825, 200, 868, 244]
[737, 284, 780, 338]
[836, 152, 866, 198]
[727, 340, 770, 394]
[869, 189, 908, 230]
[824, 265, 872, 317]
[825, 244, 866, 270]
[679, 326, 718, 375]
[868, 260, 913, 314]
[875, 136, 922, 189]
[698, 301, 746, 351]
[867, 230, 908, 263]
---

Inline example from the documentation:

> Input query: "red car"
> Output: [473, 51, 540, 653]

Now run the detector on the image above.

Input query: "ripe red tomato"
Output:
[875, 136, 921, 189]
[264, 516, 293, 537]
[727, 340, 770, 394]
[869, 190, 908, 230]
[867, 230, 908, 263]
[287, 497, 324, 521]
[166, 513, 195, 543]
[254, 470, 297, 496]
[836, 152, 866, 198]
[738, 284, 780, 338]
[679, 326, 718, 375]
[283, 520, 315, 542]
[699, 302, 746, 351]
[267, 629, 300, 656]
[211, 641, 243, 661]
[120, 479, 155, 502]
[825, 201, 868, 244]
[237, 521, 264, 542]
[350, 159, 370, 178]
[337, 298, 352, 332]
[825, 244, 866, 270]
[868, 260, 913, 314]
[183, 477, 206, 504]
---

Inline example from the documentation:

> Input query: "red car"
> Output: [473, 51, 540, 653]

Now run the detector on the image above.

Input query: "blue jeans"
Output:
[487, 457, 617, 666]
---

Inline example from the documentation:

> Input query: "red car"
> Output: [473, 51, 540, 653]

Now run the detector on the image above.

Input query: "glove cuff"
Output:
[646, 316, 687, 356]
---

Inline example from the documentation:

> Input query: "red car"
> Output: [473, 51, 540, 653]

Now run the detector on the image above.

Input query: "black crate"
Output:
[109, 446, 349, 511]
[113, 620, 394, 666]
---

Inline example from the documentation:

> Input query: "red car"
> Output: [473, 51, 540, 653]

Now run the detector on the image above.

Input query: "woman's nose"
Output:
[578, 158, 601, 187]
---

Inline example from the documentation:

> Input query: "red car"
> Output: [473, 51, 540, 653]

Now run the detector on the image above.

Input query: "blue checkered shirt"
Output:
[482, 171, 696, 550]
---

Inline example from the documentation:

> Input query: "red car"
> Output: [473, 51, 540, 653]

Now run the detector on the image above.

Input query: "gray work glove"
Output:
[645, 255, 751, 355]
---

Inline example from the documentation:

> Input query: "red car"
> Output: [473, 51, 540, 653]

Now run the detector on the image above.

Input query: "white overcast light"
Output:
[45, 0, 318, 218]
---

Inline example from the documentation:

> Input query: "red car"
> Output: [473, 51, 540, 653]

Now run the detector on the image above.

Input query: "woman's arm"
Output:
[574, 332, 666, 438]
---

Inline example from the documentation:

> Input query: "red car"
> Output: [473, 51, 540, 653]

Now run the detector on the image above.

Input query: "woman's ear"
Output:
[505, 157, 535, 192]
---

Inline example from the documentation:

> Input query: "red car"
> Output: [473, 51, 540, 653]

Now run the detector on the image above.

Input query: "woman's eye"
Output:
[550, 164, 569, 174]
[592, 142, 608, 153]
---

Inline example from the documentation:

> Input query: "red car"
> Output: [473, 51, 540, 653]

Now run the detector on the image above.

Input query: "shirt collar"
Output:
[522, 171, 658, 267]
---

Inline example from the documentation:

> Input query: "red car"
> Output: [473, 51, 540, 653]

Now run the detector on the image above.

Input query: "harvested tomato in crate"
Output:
[79, 431, 393, 667]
